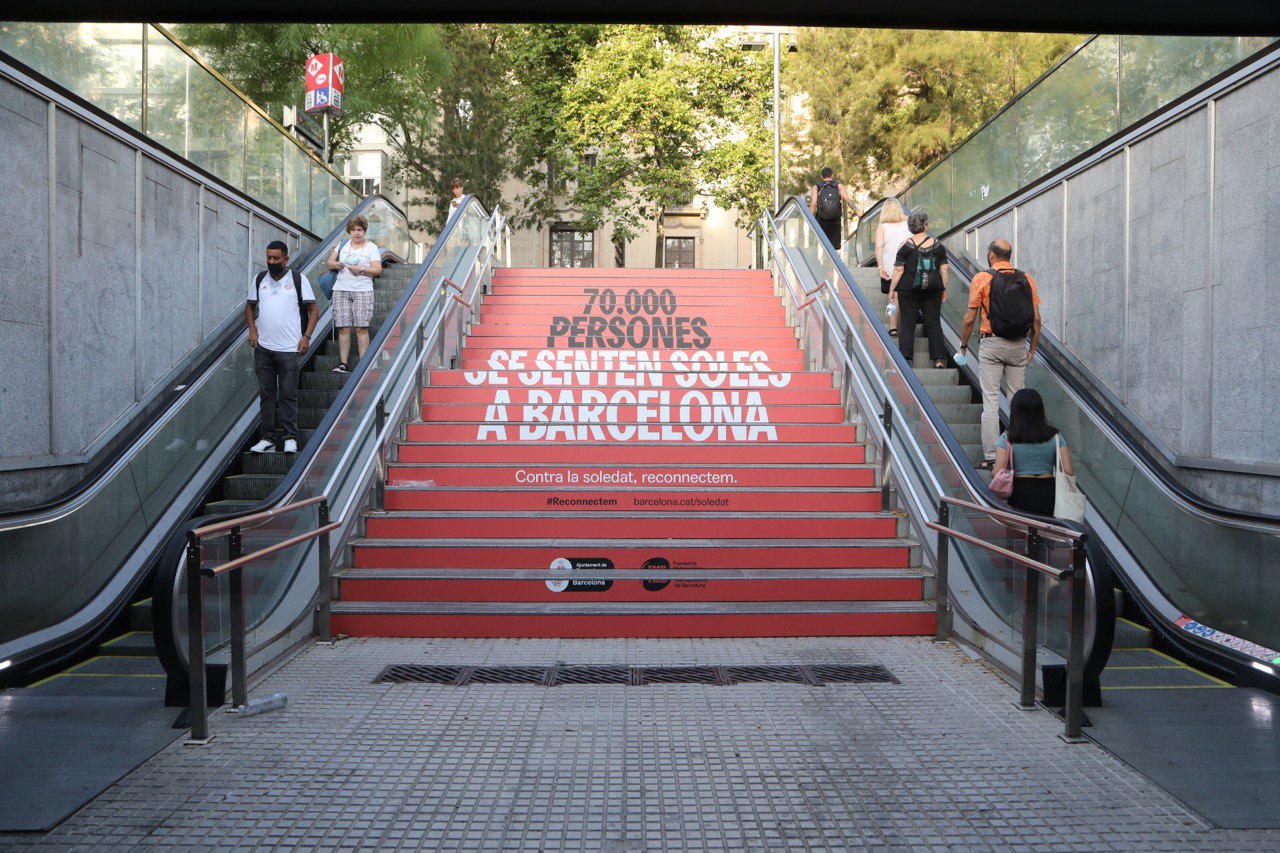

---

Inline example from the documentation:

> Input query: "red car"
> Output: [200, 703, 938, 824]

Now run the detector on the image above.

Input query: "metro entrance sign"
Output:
[304, 53, 344, 115]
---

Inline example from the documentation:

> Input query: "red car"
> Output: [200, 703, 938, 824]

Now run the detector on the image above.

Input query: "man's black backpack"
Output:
[986, 267, 1035, 339]
[815, 180, 842, 221]
[254, 268, 311, 331]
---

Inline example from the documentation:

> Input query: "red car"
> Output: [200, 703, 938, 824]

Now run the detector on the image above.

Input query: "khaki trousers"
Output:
[978, 335, 1028, 461]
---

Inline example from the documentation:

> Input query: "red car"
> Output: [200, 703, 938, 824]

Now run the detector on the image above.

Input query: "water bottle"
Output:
[953, 351, 967, 367]
[885, 303, 897, 319]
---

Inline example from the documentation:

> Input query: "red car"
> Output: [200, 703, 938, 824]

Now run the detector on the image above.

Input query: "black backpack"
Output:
[254, 268, 311, 331]
[986, 267, 1035, 339]
[910, 239, 943, 291]
[815, 180, 842, 220]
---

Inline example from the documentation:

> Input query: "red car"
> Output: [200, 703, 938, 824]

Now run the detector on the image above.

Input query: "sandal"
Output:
[888, 329, 898, 338]
[975, 459, 995, 471]
[933, 359, 946, 369]
[331, 363, 349, 374]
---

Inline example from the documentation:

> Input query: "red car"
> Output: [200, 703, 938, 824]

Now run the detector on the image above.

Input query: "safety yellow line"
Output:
[1106, 665, 1185, 670]
[1102, 684, 1230, 690]
[50, 672, 166, 678]
[103, 631, 146, 643]
[63, 656, 104, 673]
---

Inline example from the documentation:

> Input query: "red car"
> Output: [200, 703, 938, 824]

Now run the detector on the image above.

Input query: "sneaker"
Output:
[331, 363, 349, 373]
[249, 438, 275, 454]
[283, 438, 298, 454]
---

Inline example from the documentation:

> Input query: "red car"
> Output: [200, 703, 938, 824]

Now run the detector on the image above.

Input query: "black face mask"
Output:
[267, 262, 285, 278]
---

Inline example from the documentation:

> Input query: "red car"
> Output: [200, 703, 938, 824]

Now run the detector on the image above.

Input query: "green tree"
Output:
[555, 26, 772, 265]
[174, 24, 448, 164]
[386, 24, 513, 233]
[782, 29, 1080, 198]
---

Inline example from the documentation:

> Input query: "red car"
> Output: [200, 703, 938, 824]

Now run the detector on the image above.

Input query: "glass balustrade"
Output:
[897, 35, 1276, 230]
[0, 197, 407, 656]
[170, 199, 501, 668]
[0, 22, 359, 235]
[764, 202, 1099, 664]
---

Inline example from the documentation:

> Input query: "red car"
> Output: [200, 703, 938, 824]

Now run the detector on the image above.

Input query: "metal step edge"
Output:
[338, 567, 924, 581]
[354, 537, 915, 549]
[331, 600, 935, 615]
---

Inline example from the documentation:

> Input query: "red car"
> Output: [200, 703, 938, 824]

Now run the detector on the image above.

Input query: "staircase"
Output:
[331, 268, 935, 638]
[208, 262, 420, 514]
[847, 267, 984, 466]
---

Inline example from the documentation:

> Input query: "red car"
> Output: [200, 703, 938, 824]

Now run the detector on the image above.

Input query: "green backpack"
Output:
[911, 239, 943, 291]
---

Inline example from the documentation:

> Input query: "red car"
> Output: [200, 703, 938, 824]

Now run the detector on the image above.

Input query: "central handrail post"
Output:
[880, 400, 894, 511]
[934, 500, 951, 642]
[842, 329, 854, 418]
[227, 525, 247, 709]
[373, 396, 387, 511]
[317, 498, 333, 643]
[1063, 538, 1089, 741]
[1019, 530, 1045, 710]
[184, 532, 210, 744]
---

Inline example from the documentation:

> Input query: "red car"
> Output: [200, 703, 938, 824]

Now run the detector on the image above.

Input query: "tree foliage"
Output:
[782, 29, 1080, 198]
[174, 24, 448, 163]
[554, 26, 772, 264]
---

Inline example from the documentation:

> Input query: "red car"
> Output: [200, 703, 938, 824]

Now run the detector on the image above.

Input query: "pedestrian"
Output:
[447, 177, 464, 220]
[809, 167, 853, 250]
[875, 198, 911, 338]
[959, 239, 1042, 469]
[887, 211, 949, 368]
[325, 215, 383, 374]
[991, 389, 1073, 516]
[246, 241, 318, 454]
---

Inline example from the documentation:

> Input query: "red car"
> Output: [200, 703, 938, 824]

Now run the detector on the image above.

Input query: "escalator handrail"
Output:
[856, 193, 1280, 533]
[152, 196, 500, 678]
[941, 243, 1280, 532]
[0, 193, 402, 533]
[761, 202, 1113, 675]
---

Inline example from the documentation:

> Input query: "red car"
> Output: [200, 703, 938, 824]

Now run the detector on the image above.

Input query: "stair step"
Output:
[352, 538, 913, 570]
[395, 442, 866, 465]
[421, 401, 844, 424]
[338, 568, 924, 603]
[223, 475, 284, 501]
[330, 600, 936, 638]
[389, 464, 875, 488]
[423, 385, 840, 405]
[97, 630, 157, 657]
[425, 369, 837, 389]
[364, 512, 900, 540]
[405, 422, 859, 443]
[385, 486, 882, 513]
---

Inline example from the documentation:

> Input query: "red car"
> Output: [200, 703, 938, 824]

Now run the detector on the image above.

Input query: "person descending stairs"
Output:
[330, 268, 935, 638]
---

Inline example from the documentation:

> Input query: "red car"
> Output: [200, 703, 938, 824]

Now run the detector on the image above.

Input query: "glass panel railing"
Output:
[885, 35, 1276, 231]
[939, 247, 1280, 653]
[170, 198, 501, 670]
[766, 200, 1099, 665]
[0, 197, 404, 656]
[0, 22, 359, 235]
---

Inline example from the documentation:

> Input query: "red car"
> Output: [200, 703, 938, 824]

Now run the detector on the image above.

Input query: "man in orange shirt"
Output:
[959, 239, 1042, 469]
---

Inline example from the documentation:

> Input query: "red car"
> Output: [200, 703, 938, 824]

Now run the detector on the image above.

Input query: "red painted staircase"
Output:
[330, 268, 934, 638]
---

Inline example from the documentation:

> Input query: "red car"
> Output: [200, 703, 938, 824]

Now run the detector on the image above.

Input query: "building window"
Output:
[551, 227, 594, 268]
[349, 177, 381, 196]
[663, 236, 695, 269]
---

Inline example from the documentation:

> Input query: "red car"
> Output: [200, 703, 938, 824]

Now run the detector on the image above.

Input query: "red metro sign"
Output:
[304, 53, 344, 115]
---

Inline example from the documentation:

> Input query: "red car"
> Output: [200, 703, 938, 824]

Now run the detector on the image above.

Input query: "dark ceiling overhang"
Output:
[17, 1, 1280, 37]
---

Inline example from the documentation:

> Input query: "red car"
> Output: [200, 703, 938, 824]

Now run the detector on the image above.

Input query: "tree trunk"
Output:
[654, 206, 666, 268]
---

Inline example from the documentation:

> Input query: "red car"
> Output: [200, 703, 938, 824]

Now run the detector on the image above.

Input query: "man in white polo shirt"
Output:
[245, 240, 318, 454]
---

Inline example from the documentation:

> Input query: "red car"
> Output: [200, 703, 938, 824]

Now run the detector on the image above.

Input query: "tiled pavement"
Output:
[8, 636, 1279, 851]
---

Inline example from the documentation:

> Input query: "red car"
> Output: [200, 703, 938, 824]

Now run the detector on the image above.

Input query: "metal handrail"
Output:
[757, 204, 1107, 682]
[929, 499, 1089, 742]
[941, 496, 1082, 542]
[164, 198, 507, 699]
[184, 496, 337, 743]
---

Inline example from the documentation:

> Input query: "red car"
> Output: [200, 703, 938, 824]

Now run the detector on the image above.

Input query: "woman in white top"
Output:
[325, 215, 383, 373]
[875, 198, 911, 338]
[447, 177, 464, 220]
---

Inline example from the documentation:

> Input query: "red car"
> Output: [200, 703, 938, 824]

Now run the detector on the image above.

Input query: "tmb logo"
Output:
[641, 557, 671, 591]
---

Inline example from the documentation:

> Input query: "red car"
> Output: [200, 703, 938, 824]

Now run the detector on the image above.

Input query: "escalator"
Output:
[843, 197, 1280, 693]
[0, 194, 418, 687]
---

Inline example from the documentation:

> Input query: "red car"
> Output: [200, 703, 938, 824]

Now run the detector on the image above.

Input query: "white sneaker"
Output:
[249, 439, 275, 454]
[283, 439, 298, 453]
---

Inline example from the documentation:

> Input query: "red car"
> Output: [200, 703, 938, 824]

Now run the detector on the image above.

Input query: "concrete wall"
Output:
[0, 71, 307, 508]
[962, 61, 1280, 512]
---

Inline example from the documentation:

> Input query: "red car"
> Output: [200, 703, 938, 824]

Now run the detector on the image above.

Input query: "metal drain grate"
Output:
[809, 664, 900, 685]
[374, 663, 899, 687]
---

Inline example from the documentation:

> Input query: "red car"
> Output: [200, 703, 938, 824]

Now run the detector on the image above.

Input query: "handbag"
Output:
[1053, 434, 1087, 522]
[317, 238, 349, 299]
[990, 442, 1014, 500]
